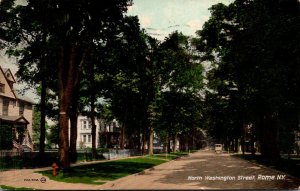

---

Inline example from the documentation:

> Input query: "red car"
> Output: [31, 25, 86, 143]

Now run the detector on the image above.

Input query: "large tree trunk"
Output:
[39, 78, 46, 155]
[120, 108, 127, 149]
[58, 43, 85, 169]
[39, 32, 47, 156]
[137, 127, 141, 151]
[69, 108, 78, 163]
[91, 97, 97, 158]
[172, 134, 177, 152]
[250, 131, 255, 156]
[167, 134, 171, 153]
[69, 86, 79, 163]
[58, 93, 70, 169]
[260, 114, 280, 160]
[234, 138, 239, 153]
[120, 124, 125, 149]
[148, 127, 154, 155]
[90, 60, 97, 158]
[142, 125, 147, 155]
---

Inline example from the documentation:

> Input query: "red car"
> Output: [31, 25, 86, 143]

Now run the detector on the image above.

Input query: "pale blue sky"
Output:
[127, 0, 231, 40]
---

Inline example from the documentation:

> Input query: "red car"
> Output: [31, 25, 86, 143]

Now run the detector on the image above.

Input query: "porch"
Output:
[0, 115, 32, 151]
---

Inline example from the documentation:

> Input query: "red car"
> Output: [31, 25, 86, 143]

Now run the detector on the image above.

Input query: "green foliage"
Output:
[153, 31, 205, 140]
[32, 107, 49, 145]
[0, 125, 12, 150]
[0, 185, 35, 190]
[196, 0, 300, 157]
[47, 124, 59, 147]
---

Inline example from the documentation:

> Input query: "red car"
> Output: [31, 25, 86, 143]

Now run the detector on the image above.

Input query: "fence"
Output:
[0, 150, 22, 158]
[102, 149, 141, 160]
[0, 149, 143, 159]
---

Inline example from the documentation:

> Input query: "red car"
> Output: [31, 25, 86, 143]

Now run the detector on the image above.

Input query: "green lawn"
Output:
[0, 185, 37, 190]
[233, 154, 300, 178]
[37, 152, 189, 185]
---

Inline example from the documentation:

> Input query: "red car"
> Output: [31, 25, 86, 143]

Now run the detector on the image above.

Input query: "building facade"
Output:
[0, 66, 34, 151]
[75, 116, 120, 149]
[76, 115, 100, 149]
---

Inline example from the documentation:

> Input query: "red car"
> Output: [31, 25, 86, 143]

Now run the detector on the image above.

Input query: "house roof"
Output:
[14, 91, 35, 104]
[0, 66, 17, 99]
[2, 68, 16, 83]
[0, 65, 35, 104]
[0, 115, 30, 124]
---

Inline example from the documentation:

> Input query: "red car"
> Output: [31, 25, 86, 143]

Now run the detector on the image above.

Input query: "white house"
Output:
[75, 115, 100, 149]
[74, 116, 120, 149]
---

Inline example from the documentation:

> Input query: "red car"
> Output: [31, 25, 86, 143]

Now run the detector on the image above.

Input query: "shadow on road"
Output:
[149, 151, 300, 189]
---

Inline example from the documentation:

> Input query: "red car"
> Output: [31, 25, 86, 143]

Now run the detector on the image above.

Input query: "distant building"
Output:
[0, 65, 34, 151]
[75, 115, 100, 149]
[98, 118, 121, 148]
[74, 116, 121, 149]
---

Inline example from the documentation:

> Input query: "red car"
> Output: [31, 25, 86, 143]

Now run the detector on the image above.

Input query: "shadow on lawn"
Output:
[38, 158, 166, 185]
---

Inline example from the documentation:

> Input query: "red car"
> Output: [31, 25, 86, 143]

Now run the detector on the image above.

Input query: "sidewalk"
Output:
[1, 150, 300, 190]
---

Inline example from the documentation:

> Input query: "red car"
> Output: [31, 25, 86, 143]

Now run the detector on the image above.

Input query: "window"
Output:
[25, 104, 32, 110]
[19, 102, 24, 115]
[0, 84, 4, 93]
[81, 120, 88, 130]
[88, 135, 91, 143]
[83, 135, 87, 143]
[2, 99, 9, 116]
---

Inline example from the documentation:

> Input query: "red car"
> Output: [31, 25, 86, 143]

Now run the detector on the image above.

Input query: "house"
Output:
[0, 65, 34, 151]
[74, 115, 121, 149]
[75, 115, 100, 149]
[98, 118, 121, 148]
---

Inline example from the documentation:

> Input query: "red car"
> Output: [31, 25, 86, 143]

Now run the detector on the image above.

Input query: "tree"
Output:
[153, 31, 205, 153]
[47, 124, 59, 148]
[32, 107, 50, 149]
[2, 0, 132, 169]
[196, 0, 300, 159]
[99, 16, 159, 154]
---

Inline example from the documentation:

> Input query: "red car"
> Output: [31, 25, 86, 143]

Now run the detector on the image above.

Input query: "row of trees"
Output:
[2, 0, 298, 169]
[0, 0, 205, 169]
[197, 0, 300, 159]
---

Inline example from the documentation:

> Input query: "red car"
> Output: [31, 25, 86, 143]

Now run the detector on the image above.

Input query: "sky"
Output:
[127, 0, 231, 40]
[0, 0, 231, 100]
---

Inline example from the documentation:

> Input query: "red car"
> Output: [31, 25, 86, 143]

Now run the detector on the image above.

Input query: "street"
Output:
[0, 150, 299, 190]
[101, 150, 300, 189]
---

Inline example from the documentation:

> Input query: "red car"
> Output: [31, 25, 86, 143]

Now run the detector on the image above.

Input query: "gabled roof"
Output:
[0, 115, 30, 124]
[0, 65, 35, 104]
[0, 66, 17, 99]
[2, 68, 16, 83]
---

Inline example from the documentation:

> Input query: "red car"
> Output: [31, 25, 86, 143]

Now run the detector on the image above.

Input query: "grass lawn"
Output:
[0, 185, 37, 190]
[233, 154, 300, 178]
[37, 152, 189, 185]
